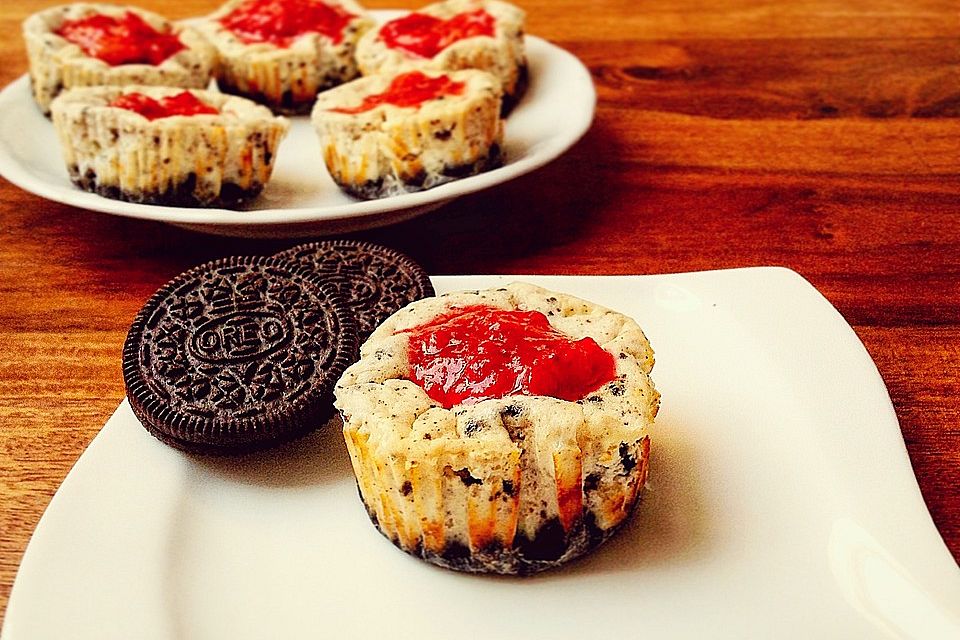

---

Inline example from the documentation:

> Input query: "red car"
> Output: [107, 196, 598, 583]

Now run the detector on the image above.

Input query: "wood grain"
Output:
[2, 0, 959, 625]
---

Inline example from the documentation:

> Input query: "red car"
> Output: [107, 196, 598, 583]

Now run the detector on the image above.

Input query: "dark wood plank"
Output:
[584, 38, 960, 120]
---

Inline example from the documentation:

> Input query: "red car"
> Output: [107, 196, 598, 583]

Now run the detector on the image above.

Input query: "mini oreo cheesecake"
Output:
[311, 69, 503, 199]
[334, 283, 659, 575]
[355, 0, 526, 112]
[51, 86, 289, 207]
[195, 0, 374, 114]
[23, 3, 215, 115]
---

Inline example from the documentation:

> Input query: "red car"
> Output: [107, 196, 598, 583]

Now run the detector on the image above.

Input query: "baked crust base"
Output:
[335, 143, 503, 200]
[501, 63, 528, 115]
[69, 166, 266, 208]
[361, 476, 646, 576]
[217, 78, 338, 116]
[217, 78, 360, 116]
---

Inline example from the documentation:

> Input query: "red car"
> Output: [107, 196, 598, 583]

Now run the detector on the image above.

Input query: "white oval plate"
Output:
[4, 269, 960, 639]
[0, 16, 594, 238]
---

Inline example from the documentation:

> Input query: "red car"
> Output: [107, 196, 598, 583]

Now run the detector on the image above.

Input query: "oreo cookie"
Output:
[274, 241, 434, 342]
[123, 256, 358, 455]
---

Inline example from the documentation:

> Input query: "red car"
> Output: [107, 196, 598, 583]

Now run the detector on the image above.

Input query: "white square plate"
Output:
[4, 268, 959, 639]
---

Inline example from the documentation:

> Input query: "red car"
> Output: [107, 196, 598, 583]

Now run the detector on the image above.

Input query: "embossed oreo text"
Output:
[189, 310, 292, 364]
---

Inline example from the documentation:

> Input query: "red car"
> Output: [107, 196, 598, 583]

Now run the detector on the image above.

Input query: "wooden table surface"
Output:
[1, 0, 959, 623]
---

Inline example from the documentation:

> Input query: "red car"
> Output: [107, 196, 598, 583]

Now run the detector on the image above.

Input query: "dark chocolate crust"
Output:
[123, 255, 358, 455]
[501, 63, 529, 116]
[69, 166, 265, 208]
[335, 143, 504, 200]
[216, 76, 351, 116]
[217, 78, 316, 115]
[273, 240, 435, 342]
[361, 493, 643, 577]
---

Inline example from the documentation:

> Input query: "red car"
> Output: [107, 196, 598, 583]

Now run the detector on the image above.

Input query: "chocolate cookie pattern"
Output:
[274, 240, 434, 341]
[124, 256, 357, 454]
